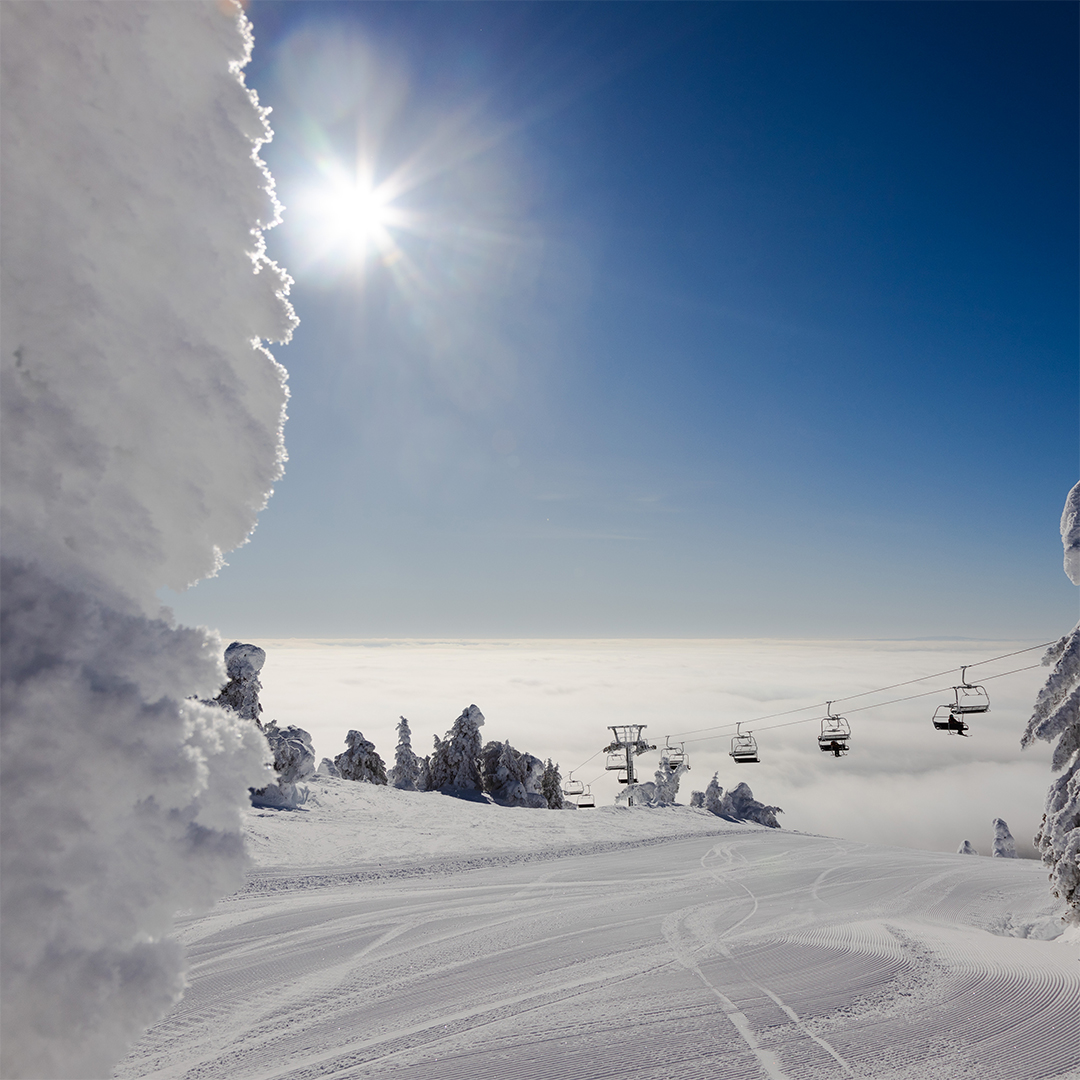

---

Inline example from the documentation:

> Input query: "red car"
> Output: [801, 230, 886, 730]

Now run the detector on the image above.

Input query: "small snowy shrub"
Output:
[335, 730, 388, 785]
[214, 641, 266, 724]
[992, 818, 1017, 859]
[957, 840, 979, 855]
[1022, 481, 1080, 923]
[428, 705, 485, 792]
[317, 757, 342, 779]
[388, 716, 423, 790]
[690, 791, 705, 809]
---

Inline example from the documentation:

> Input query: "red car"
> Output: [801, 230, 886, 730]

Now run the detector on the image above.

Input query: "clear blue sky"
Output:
[166, 0, 1078, 639]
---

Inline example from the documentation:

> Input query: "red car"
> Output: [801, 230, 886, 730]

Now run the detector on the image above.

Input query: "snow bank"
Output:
[0, 3, 294, 1076]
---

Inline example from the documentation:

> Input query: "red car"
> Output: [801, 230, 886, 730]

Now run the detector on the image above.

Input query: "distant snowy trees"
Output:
[957, 840, 978, 855]
[1022, 481, 1080, 923]
[429, 704, 486, 791]
[693, 774, 783, 829]
[214, 641, 266, 725]
[388, 716, 424, 790]
[992, 818, 1017, 859]
[335, 730, 388, 785]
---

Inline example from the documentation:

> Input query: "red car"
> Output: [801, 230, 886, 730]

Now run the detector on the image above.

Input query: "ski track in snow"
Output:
[116, 804, 1080, 1080]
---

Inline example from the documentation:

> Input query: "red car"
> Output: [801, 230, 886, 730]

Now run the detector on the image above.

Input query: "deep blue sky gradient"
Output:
[166, 1, 1078, 638]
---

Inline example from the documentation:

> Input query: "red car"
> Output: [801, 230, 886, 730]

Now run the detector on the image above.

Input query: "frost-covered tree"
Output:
[252, 721, 315, 809]
[388, 715, 423, 790]
[428, 705, 485, 791]
[689, 790, 705, 809]
[719, 782, 782, 829]
[481, 740, 547, 807]
[335, 729, 388, 785]
[704, 773, 724, 815]
[317, 757, 342, 779]
[541, 760, 565, 809]
[653, 757, 688, 806]
[1021, 481, 1080, 923]
[700, 777, 782, 829]
[214, 641, 266, 725]
[958, 840, 978, 855]
[992, 818, 1017, 858]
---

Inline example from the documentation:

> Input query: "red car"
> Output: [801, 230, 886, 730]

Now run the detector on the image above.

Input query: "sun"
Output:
[293, 163, 406, 269]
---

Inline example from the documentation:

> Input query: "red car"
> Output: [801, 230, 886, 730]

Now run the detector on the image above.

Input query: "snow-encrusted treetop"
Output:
[1062, 480, 1080, 585]
[225, 641, 265, 680]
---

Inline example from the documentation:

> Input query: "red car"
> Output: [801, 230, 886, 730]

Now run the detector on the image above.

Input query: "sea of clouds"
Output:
[244, 636, 1055, 858]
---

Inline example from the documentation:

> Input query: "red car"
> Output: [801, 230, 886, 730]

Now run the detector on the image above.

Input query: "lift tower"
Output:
[603, 725, 656, 795]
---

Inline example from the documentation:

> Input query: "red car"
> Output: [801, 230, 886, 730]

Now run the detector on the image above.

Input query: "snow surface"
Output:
[116, 781, 1079, 1080]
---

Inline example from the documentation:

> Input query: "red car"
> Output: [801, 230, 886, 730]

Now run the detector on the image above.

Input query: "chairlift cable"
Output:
[666, 641, 1053, 741]
[676, 661, 1044, 745]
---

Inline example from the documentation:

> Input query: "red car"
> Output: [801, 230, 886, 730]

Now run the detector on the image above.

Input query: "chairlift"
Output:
[563, 773, 584, 798]
[950, 667, 990, 714]
[577, 786, 595, 808]
[617, 771, 631, 784]
[730, 723, 759, 764]
[817, 702, 851, 757]
[663, 738, 688, 771]
[932, 704, 970, 736]
[605, 751, 626, 771]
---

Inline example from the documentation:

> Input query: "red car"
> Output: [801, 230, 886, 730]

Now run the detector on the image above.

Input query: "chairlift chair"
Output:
[950, 667, 990, 714]
[817, 703, 851, 757]
[605, 751, 626, 771]
[932, 704, 970, 736]
[563, 774, 584, 798]
[730, 723, 759, 764]
[617, 771, 631, 784]
[663, 738, 687, 771]
[577, 787, 595, 808]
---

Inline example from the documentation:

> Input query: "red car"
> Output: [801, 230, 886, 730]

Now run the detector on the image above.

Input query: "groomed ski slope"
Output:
[116, 781, 1080, 1080]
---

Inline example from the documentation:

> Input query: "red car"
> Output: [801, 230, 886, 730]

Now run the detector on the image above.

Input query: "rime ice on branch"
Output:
[0, 3, 294, 1076]
[1022, 480, 1080, 924]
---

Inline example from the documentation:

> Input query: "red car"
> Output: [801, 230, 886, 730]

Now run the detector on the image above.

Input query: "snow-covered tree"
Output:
[252, 721, 315, 808]
[335, 730, 388, 785]
[704, 773, 724, 815]
[428, 705, 485, 791]
[957, 840, 978, 855]
[652, 756, 688, 806]
[721, 782, 783, 829]
[481, 740, 547, 807]
[214, 641, 266, 725]
[699, 777, 782, 829]
[317, 757, 342, 779]
[689, 790, 705, 809]
[388, 715, 423, 790]
[992, 818, 1017, 858]
[1021, 481, 1080, 923]
[541, 760, 565, 809]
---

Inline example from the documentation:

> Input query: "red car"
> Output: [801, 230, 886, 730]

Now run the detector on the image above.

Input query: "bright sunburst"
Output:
[292, 162, 407, 269]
